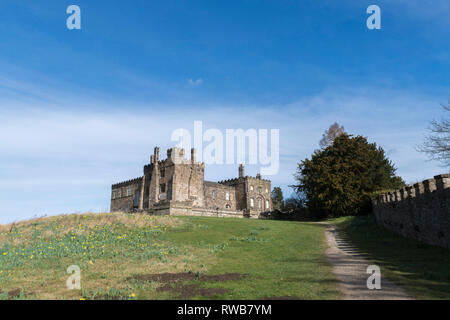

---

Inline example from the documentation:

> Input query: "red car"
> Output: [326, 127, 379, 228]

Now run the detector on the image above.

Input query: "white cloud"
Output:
[187, 78, 203, 86]
[0, 86, 446, 223]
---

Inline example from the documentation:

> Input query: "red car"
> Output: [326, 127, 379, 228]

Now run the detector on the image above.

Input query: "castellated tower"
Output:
[110, 146, 272, 218]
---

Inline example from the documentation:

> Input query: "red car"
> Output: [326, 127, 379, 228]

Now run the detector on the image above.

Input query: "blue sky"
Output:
[0, 1, 449, 223]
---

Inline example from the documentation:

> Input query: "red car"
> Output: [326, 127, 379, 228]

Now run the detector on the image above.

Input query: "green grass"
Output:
[159, 217, 339, 299]
[330, 215, 450, 299]
[0, 213, 339, 300]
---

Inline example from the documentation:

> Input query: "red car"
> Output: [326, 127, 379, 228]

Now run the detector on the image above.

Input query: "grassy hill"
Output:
[0, 213, 339, 300]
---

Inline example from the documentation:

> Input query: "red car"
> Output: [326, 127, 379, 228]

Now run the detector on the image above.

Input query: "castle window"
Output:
[160, 183, 166, 193]
[250, 185, 254, 191]
[250, 198, 254, 208]
[126, 186, 132, 197]
[226, 192, 230, 200]
[160, 169, 165, 177]
[257, 199, 262, 209]
[112, 190, 118, 199]
[265, 188, 268, 193]
[265, 200, 269, 209]
[212, 190, 216, 200]
[258, 187, 262, 193]
[225, 204, 231, 209]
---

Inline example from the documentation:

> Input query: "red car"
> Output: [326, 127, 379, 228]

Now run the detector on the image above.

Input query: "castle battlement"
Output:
[110, 146, 272, 218]
[112, 177, 143, 188]
[373, 174, 450, 205]
[372, 173, 450, 249]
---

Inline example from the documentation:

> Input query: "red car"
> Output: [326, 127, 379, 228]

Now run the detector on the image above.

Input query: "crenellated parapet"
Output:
[112, 177, 143, 188]
[218, 176, 271, 185]
[372, 173, 450, 249]
[373, 174, 450, 205]
[218, 177, 242, 185]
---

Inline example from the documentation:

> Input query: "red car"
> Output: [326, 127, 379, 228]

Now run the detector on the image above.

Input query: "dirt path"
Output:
[321, 223, 411, 300]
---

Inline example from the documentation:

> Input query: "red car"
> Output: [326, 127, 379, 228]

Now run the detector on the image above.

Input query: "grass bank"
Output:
[0, 213, 339, 300]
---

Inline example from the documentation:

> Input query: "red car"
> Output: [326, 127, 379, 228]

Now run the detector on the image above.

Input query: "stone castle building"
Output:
[110, 147, 272, 218]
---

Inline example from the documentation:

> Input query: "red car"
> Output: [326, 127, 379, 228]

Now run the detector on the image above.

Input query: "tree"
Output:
[294, 134, 405, 219]
[417, 100, 450, 168]
[283, 194, 306, 213]
[271, 187, 284, 211]
[319, 122, 346, 148]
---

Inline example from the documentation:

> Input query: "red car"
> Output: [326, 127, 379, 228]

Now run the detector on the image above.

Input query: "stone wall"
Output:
[147, 200, 245, 218]
[110, 177, 142, 212]
[372, 174, 450, 249]
[244, 176, 272, 215]
[219, 175, 272, 216]
[204, 181, 237, 210]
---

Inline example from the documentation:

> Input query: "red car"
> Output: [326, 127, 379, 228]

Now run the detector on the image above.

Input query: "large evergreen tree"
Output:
[294, 134, 405, 219]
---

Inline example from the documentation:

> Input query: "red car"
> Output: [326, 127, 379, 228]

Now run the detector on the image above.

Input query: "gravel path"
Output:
[322, 223, 412, 300]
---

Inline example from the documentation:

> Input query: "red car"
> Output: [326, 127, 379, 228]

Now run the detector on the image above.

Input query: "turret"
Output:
[154, 147, 160, 164]
[239, 164, 245, 178]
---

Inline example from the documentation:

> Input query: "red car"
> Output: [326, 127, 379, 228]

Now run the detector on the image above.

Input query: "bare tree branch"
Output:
[319, 122, 346, 148]
[417, 100, 450, 168]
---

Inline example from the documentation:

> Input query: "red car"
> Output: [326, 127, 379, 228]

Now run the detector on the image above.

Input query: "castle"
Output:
[110, 147, 272, 218]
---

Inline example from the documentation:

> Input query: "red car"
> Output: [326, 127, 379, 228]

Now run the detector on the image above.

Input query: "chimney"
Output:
[153, 147, 159, 164]
[191, 148, 196, 163]
[239, 164, 245, 178]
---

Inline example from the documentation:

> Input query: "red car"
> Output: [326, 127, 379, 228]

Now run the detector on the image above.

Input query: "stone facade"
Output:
[111, 147, 272, 218]
[372, 174, 450, 249]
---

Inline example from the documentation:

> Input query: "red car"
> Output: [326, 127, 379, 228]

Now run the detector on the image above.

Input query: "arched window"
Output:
[225, 204, 231, 209]
[250, 198, 254, 208]
[265, 200, 269, 209]
[257, 199, 262, 209]
[250, 185, 254, 191]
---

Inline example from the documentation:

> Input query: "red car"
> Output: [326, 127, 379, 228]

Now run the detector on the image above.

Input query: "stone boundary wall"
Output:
[146, 200, 247, 218]
[372, 174, 450, 249]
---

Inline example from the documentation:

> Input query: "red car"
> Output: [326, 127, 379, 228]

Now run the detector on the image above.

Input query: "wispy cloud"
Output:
[187, 78, 203, 87]
[0, 83, 446, 223]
